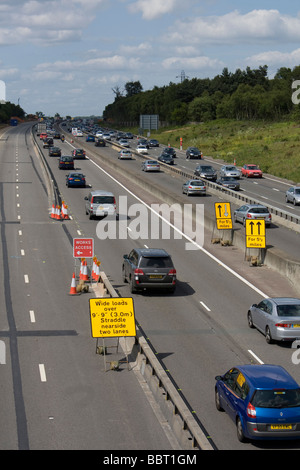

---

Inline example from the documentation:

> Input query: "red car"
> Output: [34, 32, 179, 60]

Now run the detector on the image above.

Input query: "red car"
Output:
[241, 164, 262, 178]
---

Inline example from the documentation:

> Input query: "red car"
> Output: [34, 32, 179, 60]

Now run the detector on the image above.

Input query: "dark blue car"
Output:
[215, 364, 300, 442]
[66, 172, 86, 188]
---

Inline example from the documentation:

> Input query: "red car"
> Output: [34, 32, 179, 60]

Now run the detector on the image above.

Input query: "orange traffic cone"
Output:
[50, 204, 56, 219]
[81, 261, 89, 282]
[61, 201, 70, 219]
[69, 273, 77, 295]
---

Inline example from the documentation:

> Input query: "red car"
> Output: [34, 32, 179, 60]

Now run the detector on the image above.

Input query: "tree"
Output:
[124, 81, 143, 97]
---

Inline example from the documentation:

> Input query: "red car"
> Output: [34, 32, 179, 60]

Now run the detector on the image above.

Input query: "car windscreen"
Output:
[92, 196, 115, 204]
[251, 389, 300, 408]
[139, 256, 173, 269]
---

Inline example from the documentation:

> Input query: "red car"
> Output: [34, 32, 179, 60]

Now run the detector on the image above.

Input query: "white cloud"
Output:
[162, 56, 223, 70]
[164, 10, 300, 45]
[247, 48, 300, 67]
[128, 0, 179, 20]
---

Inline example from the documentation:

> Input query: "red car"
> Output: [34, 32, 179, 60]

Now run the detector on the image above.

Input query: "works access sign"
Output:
[73, 238, 94, 258]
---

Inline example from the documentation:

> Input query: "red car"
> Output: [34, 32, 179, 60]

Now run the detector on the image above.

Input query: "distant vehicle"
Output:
[122, 248, 176, 293]
[247, 297, 300, 344]
[148, 139, 159, 147]
[102, 132, 111, 140]
[216, 176, 240, 191]
[95, 131, 103, 138]
[49, 146, 61, 157]
[138, 138, 149, 148]
[40, 132, 47, 140]
[53, 132, 60, 139]
[220, 165, 241, 179]
[118, 149, 133, 160]
[136, 144, 148, 154]
[58, 155, 74, 170]
[233, 204, 272, 226]
[194, 164, 217, 181]
[86, 134, 95, 142]
[158, 153, 174, 165]
[241, 164, 262, 178]
[84, 190, 117, 219]
[285, 186, 300, 206]
[162, 147, 176, 158]
[43, 137, 53, 148]
[141, 160, 160, 172]
[118, 139, 130, 148]
[186, 147, 202, 159]
[95, 138, 106, 147]
[125, 132, 134, 139]
[215, 364, 300, 442]
[182, 179, 206, 196]
[76, 130, 83, 137]
[72, 148, 86, 159]
[66, 171, 86, 188]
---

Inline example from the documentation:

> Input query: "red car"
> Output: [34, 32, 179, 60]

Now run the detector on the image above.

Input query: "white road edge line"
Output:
[200, 301, 211, 311]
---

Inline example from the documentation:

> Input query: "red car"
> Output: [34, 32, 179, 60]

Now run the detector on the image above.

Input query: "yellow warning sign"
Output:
[245, 220, 266, 248]
[89, 298, 136, 338]
[214, 202, 232, 230]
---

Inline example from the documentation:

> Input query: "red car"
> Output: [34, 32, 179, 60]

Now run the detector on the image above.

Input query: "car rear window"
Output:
[92, 196, 115, 204]
[250, 208, 269, 214]
[277, 304, 300, 316]
[251, 389, 300, 408]
[139, 256, 173, 268]
[190, 181, 203, 186]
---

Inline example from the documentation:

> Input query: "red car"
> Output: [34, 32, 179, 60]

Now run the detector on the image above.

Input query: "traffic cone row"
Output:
[50, 202, 70, 220]
[61, 201, 70, 219]
[69, 256, 101, 294]
[92, 256, 101, 281]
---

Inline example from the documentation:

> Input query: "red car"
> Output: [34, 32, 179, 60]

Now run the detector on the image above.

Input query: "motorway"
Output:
[1, 122, 300, 450]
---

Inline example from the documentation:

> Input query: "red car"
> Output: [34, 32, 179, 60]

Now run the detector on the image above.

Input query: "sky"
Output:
[1, 0, 300, 117]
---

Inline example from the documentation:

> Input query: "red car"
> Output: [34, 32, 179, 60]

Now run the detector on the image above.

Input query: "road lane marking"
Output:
[29, 310, 35, 323]
[24, 275, 29, 283]
[39, 364, 47, 382]
[200, 301, 211, 311]
[248, 350, 264, 364]
[21, 249, 25, 256]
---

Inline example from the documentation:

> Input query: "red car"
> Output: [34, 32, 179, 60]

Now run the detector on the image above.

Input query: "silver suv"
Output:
[84, 190, 117, 219]
[122, 248, 176, 293]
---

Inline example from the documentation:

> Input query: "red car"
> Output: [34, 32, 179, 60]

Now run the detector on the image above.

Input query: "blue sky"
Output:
[1, 0, 300, 117]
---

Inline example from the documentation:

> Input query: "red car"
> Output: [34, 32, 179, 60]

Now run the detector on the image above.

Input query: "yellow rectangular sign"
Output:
[215, 202, 232, 229]
[89, 298, 136, 338]
[245, 219, 266, 237]
[246, 236, 266, 248]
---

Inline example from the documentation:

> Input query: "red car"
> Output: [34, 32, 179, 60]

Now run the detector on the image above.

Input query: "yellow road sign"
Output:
[214, 202, 232, 229]
[245, 219, 266, 237]
[245, 220, 266, 248]
[89, 298, 136, 338]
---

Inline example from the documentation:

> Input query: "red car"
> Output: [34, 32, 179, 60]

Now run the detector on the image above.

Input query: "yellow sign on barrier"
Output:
[89, 298, 136, 338]
[214, 202, 232, 230]
[245, 220, 266, 248]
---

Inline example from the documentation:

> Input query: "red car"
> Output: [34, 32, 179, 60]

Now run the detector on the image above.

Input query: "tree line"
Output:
[103, 65, 300, 125]
[0, 101, 25, 123]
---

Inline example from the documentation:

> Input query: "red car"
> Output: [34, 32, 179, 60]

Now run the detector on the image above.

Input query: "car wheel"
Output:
[236, 418, 247, 443]
[122, 266, 127, 283]
[215, 389, 224, 411]
[293, 199, 297, 206]
[265, 326, 274, 344]
[247, 311, 254, 329]
[285, 196, 289, 203]
[130, 277, 137, 294]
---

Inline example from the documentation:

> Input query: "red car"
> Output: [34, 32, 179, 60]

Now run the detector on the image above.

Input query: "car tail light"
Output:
[247, 402, 256, 418]
[134, 269, 144, 275]
[168, 269, 176, 275]
[275, 323, 292, 328]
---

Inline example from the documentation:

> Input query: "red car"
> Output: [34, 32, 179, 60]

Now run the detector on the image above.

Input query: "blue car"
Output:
[66, 171, 86, 188]
[215, 364, 300, 442]
[86, 134, 95, 142]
